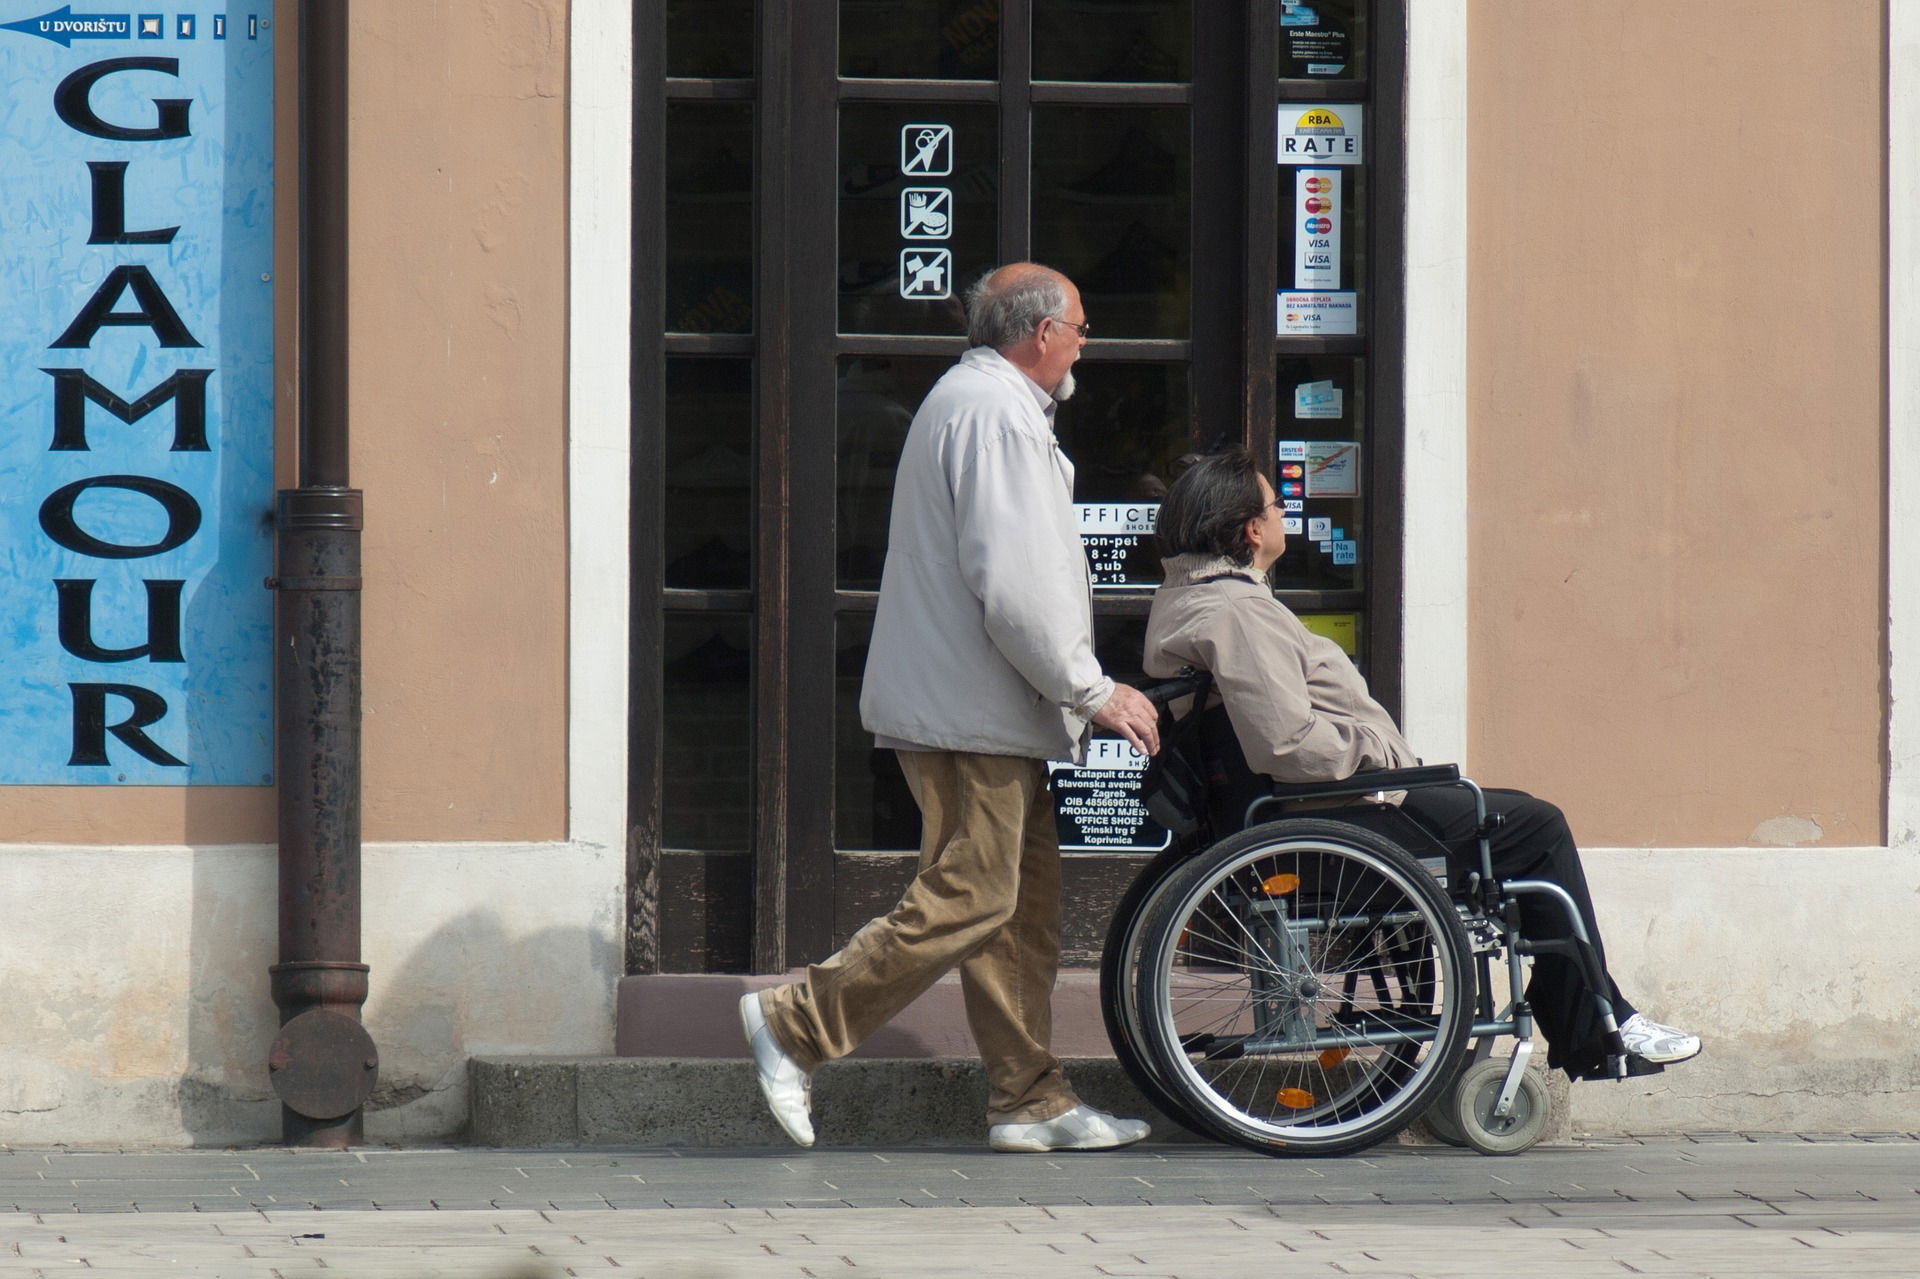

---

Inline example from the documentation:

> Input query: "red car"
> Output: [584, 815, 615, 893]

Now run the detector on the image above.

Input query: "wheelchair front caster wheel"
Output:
[1454, 1057, 1550, 1156]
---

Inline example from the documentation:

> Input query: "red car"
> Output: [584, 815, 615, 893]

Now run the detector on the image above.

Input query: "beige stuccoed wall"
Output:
[346, 0, 570, 844]
[0, 0, 570, 847]
[1465, 1, 1885, 848]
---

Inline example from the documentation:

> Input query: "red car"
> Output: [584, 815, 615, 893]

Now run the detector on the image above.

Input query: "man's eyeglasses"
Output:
[1048, 315, 1091, 339]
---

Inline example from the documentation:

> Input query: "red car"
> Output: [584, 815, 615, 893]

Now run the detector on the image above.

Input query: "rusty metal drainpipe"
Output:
[266, 0, 375, 1148]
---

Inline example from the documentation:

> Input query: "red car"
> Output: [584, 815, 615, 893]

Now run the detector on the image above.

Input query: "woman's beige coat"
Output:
[1143, 553, 1415, 782]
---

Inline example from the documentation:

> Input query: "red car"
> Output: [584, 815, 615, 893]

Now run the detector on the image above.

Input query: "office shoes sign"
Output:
[0, 9, 274, 784]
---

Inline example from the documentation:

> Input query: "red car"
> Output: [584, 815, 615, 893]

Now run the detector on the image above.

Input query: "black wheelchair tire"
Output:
[1099, 837, 1213, 1139]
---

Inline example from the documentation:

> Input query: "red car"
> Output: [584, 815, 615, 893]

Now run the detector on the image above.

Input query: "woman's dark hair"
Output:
[1156, 449, 1266, 564]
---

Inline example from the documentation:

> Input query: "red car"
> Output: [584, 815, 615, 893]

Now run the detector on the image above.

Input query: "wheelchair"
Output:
[1100, 671, 1641, 1158]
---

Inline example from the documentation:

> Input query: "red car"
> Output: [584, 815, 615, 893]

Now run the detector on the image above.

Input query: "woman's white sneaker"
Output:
[989, 1103, 1150, 1153]
[1620, 1013, 1701, 1064]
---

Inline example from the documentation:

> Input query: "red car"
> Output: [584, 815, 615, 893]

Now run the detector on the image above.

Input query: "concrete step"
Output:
[468, 1055, 1205, 1148]
[615, 970, 1114, 1058]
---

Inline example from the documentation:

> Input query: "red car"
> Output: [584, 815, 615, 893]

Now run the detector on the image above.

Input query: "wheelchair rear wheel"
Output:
[1134, 819, 1473, 1157]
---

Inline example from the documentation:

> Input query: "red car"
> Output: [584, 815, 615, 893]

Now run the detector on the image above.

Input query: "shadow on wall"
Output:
[179, 844, 277, 1145]
[359, 907, 616, 1143]
[180, 848, 614, 1146]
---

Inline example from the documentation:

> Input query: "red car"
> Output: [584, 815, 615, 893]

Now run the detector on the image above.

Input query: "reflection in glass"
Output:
[1093, 615, 1151, 686]
[1271, 356, 1365, 593]
[1033, 0, 1192, 82]
[1277, 124, 1366, 336]
[667, 0, 754, 78]
[837, 357, 948, 589]
[1055, 362, 1189, 586]
[835, 615, 923, 851]
[663, 613, 752, 849]
[1279, 0, 1367, 81]
[666, 103, 753, 334]
[839, 105, 997, 336]
[1034, 107, 1190, 339]
[840, 0, 998, 79]
[664, 359, 752, 589]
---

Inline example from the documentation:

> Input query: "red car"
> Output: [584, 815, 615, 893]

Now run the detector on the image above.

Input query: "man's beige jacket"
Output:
[861, 347, 1112, 762]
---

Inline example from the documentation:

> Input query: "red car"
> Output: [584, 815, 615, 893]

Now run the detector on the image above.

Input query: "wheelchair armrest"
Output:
[1261, 763, 1462, 803]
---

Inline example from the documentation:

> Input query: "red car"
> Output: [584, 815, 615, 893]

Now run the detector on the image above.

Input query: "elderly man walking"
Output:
[741, 263, 1161, 1152]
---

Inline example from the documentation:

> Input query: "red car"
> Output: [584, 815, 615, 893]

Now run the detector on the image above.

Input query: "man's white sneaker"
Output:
[988, 1103, 1150, 1153]
[1620, 1013, 1701, 1064]
[739, 992, 815, 1147]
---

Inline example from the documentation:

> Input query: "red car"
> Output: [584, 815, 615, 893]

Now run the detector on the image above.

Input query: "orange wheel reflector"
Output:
[1276, 1088, 1317, 1110]
[1177, 928, 1190, 952]
[1317, 1047, 1351, 1069]
[1261, 873, 1301, 896]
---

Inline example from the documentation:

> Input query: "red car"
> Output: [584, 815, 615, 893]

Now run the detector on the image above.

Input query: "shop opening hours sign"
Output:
[0, 9, 275, 784]
[1078, 502, 1157, 587]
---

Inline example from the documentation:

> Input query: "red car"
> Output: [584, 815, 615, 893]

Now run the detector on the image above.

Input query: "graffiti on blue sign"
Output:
[0, 6, 274, 784]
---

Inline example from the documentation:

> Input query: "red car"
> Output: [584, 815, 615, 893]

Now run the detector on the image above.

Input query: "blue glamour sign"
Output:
[0, 7, 274, 784]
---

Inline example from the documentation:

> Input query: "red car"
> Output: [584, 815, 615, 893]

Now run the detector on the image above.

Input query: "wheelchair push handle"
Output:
[1138, 669, 1210, 710]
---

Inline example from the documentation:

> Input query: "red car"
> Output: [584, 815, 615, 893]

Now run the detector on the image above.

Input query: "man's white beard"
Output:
[1051, 368, 1076, 402]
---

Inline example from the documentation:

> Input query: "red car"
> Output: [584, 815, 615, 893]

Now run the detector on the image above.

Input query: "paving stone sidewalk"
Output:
[0, 1135, 1914, 1276]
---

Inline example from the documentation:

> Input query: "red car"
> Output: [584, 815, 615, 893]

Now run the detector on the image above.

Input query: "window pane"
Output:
[839, 105, 997, 336]
[838, 356, 949, 590]
[1033, 0, 1192, 82]
[1296, 610, 1366, 675]
[1034, 106, 1191, 339]
[1058, 361, 1189, 588]
[664, 358, 752, 589]
[663, 613, 752, 849]
[1276, 128, 1366, 337]
[835, 614, 922, 851]
[1272, 355, 1366, 593]
[667, 0, 754, 78]
[1279, 0, 1368, 81]
[666, 102, 753, 334]
[1093, 614, 1151, 685]
[840, 0, 998, 79]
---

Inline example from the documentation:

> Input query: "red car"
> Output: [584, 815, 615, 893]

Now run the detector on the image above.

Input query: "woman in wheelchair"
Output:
[1142, 450, 1699, 1083]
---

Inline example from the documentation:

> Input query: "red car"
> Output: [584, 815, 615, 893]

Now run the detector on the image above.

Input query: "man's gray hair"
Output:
[964, 268, 1070, 349]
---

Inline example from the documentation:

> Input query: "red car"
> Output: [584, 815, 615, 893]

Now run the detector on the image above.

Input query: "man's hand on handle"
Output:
[1091, 683, 1161, 757]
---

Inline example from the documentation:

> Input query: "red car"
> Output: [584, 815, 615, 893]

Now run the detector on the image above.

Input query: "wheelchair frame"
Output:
[1101, 672, 1634, 1157]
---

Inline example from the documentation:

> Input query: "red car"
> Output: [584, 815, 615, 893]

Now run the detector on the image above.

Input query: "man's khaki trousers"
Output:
[759, 749, 1079, 1125]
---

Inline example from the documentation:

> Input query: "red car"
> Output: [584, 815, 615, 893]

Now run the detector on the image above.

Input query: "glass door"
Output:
[630, 0, 1405, 973]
